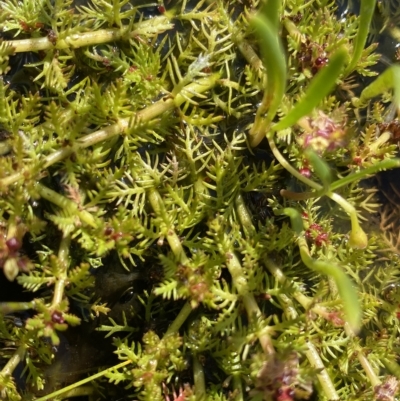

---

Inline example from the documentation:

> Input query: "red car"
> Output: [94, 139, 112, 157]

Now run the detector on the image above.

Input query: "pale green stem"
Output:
[6, 16, 173, 53]
[357, 351, 381, 387]
[297, 235, 361, 332]
[262, 259, 340, 400]
[282, 158, 400, 200]
[38, 302, 193, 401]
[36, 183, 97, 228]
[344, 324, 381, 387]
[147, 188, 190, 265]
[264, 259, 343, 323]
[330, 159, 400, 191]
[383, 358, 400, 378]
[193, 355, 206, 401]
[54, 385, 95, 399]
[267, 135, 321, 190]
[1, 346, 26, 377]
[165, 302, 193, 336]
[51, 236, 71, 310]
[280, 208, 361, 331]
[225, 250, 274, 355]
[268, 136, 367, 248]
[147, 188, 193, 331]
[34, 360, 131, 401]
[232, 374, 244, 401]
[249, 91, 273, 148]
[282, 19, 304, 42]
[0, 75, 219, 190]
[0, 301, 36, 314]
[235, 39, 263, 71]
[328, 192, 367, 249]
[277, 293, 299, 321]
[305, 341, 339, 400]
[235, 193, 255, 237]
[7, 30, 122, 52]
[264, 259, 312, 311]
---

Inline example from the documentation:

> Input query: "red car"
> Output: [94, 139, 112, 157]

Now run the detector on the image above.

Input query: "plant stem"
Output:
[0, 75, 220, 190]
[344, 324, 381, 388]
[305, 341, 339, 400]
[165, 302, 193, 336]
[357, 351, 381, 387]
[55, 385, 95, 399]
[1, 346, 25, 377]
[235, 193, 255, 237]
[265, 258, 354, 324]
[263, 259, 340, 400]
[34, 360, 131, 401]
[383, 358, 400, 378]
[148, 188, 190, 265]
[0, 302, 36, 314]
[297, 235, 361, 332]
[6, 17, 173, 53]
[232, 374, 244, 401]
[225, 250, 274, 355]
[269, 135, 368, 248]
[193, 355, 206, 401]
[267, 135, 321, 190]
[264, 259, 311, 310]
[330, 159, 400, 191]
[328, 191, 367, 249]
[235, 39, 263, 71]
[51, 235, 71, 310]
[36, 183, 97, 228]
[147, 184, 193, 331]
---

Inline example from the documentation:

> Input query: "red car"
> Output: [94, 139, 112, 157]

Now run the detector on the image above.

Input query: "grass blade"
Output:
[344, 0, 377, 75]
[273, 48, 346, 132]
[249, 4, 287, 147]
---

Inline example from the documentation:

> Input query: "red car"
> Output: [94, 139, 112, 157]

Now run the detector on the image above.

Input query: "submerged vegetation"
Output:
[1, 0, 400, 400]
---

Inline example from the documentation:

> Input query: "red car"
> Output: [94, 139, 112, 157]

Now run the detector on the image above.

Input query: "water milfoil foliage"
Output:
[1, 0, 400, 400]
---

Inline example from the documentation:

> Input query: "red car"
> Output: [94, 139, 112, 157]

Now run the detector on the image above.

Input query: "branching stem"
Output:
[225, 250, 274, 355]
[269, 135, 368, 248]
[6, 17, 173, 53]
[263, 258, 340, 400]
[36, 183, 97, 228]
[0, 75, 219, 190]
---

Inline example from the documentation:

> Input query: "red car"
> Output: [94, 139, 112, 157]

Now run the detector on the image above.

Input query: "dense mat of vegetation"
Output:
[1, 0, 400, 400]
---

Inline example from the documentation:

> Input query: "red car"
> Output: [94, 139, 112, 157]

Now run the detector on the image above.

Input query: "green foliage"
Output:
[1, 0, 400, 400]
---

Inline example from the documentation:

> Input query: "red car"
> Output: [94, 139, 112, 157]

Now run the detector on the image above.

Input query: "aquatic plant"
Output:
[1, 0, 400, 400]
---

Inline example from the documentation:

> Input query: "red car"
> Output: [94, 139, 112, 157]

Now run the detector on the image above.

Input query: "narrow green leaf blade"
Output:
[259, 0, 281, 32]
[345, 0, 377, 75]
[273, 47, 346, 131]
[356, 65, 400, 111]
[304, 148, 332, 189]
[250, 14, 287, 123]
[313, 260, 362, 333]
